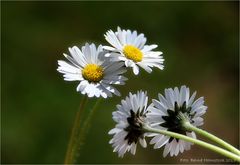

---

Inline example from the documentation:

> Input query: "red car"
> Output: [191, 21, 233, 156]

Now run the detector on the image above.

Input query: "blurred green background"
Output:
[2, 1, 239, 164]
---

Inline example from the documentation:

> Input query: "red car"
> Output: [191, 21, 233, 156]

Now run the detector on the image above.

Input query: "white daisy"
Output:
[103, 27, 164, 75]
[108, 91, 152, 157]
[57, 43, 127, 98]
[147, 85, 207, 157]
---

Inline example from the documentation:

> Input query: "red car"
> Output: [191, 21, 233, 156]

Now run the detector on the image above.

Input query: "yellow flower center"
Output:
[82, 64, 104, 82]
[123, 45, 143, 62]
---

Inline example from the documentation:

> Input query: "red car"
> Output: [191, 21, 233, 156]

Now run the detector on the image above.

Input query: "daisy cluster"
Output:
[109, 86, 207, 157]
[57, 27, 207, 159]
[57, 27, 164, 98]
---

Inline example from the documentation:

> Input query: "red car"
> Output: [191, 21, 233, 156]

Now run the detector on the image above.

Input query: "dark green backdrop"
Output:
[2, 1, 239, 164]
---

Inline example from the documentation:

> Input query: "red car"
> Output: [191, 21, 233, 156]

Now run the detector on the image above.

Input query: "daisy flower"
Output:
[108, 91, 151, 157]
[57, 43, 127, 98]
[147, 85, 207, 157]
[103, 27, 164, 75]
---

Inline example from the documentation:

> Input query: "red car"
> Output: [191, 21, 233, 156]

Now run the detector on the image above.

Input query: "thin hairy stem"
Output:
[77, 98, 102, 156]
[143, 124, 240, 162]
[183, 122, 240, 156]
[64, 95, 88, 164]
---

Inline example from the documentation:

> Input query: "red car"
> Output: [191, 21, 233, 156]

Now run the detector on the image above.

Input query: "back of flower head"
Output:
[57, 43, 128, 98]
[109, 91, 152, 157]
[103, 27, 164, 75]
[147, 85, 207, 157]
[108, 86, 208, 158]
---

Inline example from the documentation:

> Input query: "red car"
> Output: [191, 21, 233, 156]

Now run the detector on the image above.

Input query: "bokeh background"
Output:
[2, 1, 239, 164]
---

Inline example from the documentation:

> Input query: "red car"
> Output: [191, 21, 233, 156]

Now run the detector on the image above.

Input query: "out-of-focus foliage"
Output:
[1, 1, 238, 164]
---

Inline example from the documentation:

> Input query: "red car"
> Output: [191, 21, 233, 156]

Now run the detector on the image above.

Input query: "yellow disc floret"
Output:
[123, 45, 143, 62]
[82, 64, 104, 83]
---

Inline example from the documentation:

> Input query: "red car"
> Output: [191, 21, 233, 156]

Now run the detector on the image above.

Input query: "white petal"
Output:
[139, 138, 147, 148]
[108, 128, 121, 134]
[154, 136, 169, 149]
[130, 143, 137, 155]
[132, 64, 139, 75]
[150, 135, 163, 144]
[76, 80, 88, 92]
[163, 142, 171, 157]
[142, 44, 158, 53]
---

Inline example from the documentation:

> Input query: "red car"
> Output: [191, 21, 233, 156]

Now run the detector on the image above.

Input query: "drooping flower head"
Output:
[109, 91, 151, 157]
[147, 86, 207, 157]
[57, 43, 127, 98]
[103, 27, 164, 75]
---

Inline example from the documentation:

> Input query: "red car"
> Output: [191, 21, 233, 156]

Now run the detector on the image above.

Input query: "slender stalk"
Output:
[77, 98, 102, 155]
[64, 95, 88, 164]
[183, 122, 240, 156]
[142, 124, 240, 162]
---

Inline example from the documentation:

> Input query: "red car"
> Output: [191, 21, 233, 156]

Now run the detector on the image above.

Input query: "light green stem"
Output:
[183, 122, 240, 156]
[142, 124, 240, 162]
[64, 95, 88, 164]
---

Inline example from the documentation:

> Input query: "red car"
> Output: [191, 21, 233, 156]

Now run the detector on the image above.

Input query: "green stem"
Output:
[142, 124, 240, 162]
[183, 122, 240, 156]
[64, 95, 88, 164]
[77, 98, 102, 155]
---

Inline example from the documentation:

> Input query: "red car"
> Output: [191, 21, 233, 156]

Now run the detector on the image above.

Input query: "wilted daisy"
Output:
[103, 27, 164, 75]
[147, 85, 207, 157]
[57, 43, 127, 98]
[109, 91, 151, 157]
